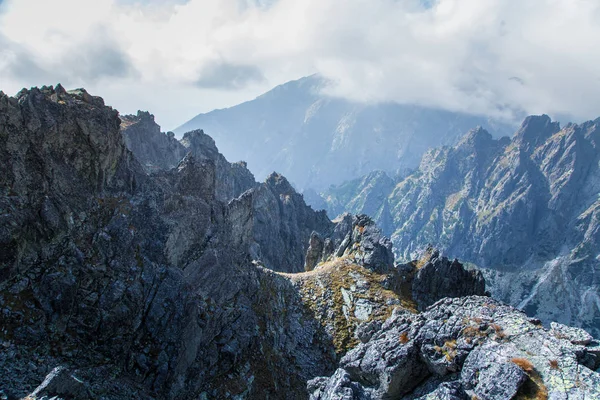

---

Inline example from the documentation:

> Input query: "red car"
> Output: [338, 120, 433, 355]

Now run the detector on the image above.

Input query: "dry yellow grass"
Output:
[511, 357, 534, 372]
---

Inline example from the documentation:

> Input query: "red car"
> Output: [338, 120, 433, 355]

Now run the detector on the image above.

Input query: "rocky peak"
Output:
[1, 84, 142, 199]
[304, 214, 395, 273]
[265, 171, 296, 196]
[180, 128, 219, 155]
[514, 114, 561, 151]
[411, 247, 487, 310]
[456, 126, 493, 149]
[120, 109, 187, 173]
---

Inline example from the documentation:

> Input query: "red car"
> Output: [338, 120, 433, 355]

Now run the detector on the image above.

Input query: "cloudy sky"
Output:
[0, 0, 599, 130]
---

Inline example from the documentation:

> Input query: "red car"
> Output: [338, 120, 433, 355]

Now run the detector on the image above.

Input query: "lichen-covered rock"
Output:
[310, 296, 600, 400]
[460, 343, 527, 399]
[550, 321, 594, 345]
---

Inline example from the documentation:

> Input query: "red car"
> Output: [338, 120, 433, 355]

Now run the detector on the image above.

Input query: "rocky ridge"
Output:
[315, 116, 600, 337]
[121, 111, 187, 173]
[0, 85, 338, 398]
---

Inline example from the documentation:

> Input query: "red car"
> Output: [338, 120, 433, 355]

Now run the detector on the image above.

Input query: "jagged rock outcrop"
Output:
[174, 75, 514, 190]
[121, 111, 257, 202]
[302, 214, 394, 274]
[180, 129, 257, 202]
[411, 248, 486, 311]
[0, 85, 343, 399]
[228, 172, 333, 272]
[121, 111, 187, 172]
[309, 296, 600, 399]
[317, 116, 600, 337]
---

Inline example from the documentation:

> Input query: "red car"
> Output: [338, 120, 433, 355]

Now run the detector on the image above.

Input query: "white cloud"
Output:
[0, 0, 599, 129]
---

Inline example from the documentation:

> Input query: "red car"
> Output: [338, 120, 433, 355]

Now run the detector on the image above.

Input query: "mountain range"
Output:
[0, 84, 599, 399]
[175, 75, 515, 191]
[314, 115, 600, 337]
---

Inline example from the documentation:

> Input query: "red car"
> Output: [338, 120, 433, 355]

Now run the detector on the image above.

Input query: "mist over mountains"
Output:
[175, 75, 516, 191]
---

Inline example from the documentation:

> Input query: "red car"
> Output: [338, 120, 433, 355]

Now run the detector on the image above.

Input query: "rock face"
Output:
[411, 248, 486, 311]
[318, 117, 600, 337]
[180, 129, 258, 202]
[121, 111, 257, 202]
[174, 75, 514, 190]
[229, 172, 333, 272]
[121, 111, 187, 172]
[309, 296, 600, 400]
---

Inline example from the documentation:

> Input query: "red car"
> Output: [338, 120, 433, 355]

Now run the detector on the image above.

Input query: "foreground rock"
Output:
[309, 296, 600, 399]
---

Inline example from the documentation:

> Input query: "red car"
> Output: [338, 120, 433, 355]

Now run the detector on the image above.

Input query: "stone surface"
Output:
[310, 296, 600, 400]
[550, 321, 594, 345]
[121, 111, 188, 173]
[26, 366, 92, 399]
[0, 86, 341, 399]
[412, 248, 486, 311]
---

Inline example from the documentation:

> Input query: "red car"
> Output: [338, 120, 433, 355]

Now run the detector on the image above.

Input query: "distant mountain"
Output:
[175, 75, 515, 190]
[317, 115, 600, 337]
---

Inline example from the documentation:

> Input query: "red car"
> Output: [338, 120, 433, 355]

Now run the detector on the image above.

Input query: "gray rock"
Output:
[27, 366, 91, 399]
[121, 111, 188, 173]
[311, 296, 600, 400]
[460, 343, 527, 400]
[550, 321, 593, 345]
[355, 321, 382, 344]
[0, 86, 340, 399]
[305, 231, 325, 271]
[412, 250, 486, 310]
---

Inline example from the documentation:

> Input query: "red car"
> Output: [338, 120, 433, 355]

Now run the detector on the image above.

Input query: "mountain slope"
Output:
[318, 115, 600, 337]
[175, 75, 514, 190]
